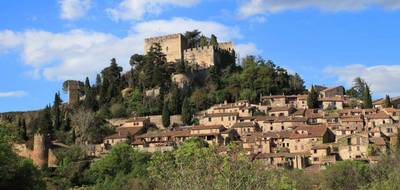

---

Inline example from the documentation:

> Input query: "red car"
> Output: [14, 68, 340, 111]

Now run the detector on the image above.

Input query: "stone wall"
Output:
[184, 46, 215, 69]
[148, 114, 183, 129]
[144, 33, 185, 63]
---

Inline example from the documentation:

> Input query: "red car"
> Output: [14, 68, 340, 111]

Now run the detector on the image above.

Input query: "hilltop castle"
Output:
[144, 33, 235, 69]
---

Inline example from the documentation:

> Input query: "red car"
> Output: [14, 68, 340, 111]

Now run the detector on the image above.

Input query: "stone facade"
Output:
[144, 33, 234, 68]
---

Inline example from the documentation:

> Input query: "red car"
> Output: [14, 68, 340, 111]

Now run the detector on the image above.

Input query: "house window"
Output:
[208, 117, 211, 122]
[356, 137, 361, 145]
[270, 127, 273, 131]
[314, 157, 319, 161]
[347, 138, 351, 145]
[221, 117, 224, 121]
[357, 146, 360, 151]
[314, 149, 317, 154]
[349, 146, 352, 151]
[281, 126, 284, 130]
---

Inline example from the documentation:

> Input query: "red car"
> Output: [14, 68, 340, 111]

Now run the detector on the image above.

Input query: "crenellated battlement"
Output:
[183, 45, 215, 53]
[144, 33, 183, 43]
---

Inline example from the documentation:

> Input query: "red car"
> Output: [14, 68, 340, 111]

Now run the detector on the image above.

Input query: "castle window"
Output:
[166, 46, 169, 51]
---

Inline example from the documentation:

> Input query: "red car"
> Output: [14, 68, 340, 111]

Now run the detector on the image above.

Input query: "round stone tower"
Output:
[32, 134, 49, 168]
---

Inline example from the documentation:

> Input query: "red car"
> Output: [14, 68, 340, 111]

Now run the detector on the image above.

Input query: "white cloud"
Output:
[60, 0, 91, 20]
[325, 64, 400, 96]
[239, 0, 400, 17]
[0, 30, 21, 52]
[107, 0, 200, 21]
[0, 18, 248, 81]
[0, 91, 27, 98]
[131, 17, 242, 41]
[235, 43, 260, 58]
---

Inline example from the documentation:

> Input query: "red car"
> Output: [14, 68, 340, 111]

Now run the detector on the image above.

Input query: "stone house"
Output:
[373, 96, 400, 109]
[320, 97, 344, 110]
[231, 122, 260, 137]
[309, 144, 336, 166]
[288, 125, 335, 154]
[336, 133, 369, 160]
[259, 116, 307, 132]
[268, 106, 296, 117]
[200, 112, 239, 127]
[365, 111, 393, 129]
[319, 86, 344, 98]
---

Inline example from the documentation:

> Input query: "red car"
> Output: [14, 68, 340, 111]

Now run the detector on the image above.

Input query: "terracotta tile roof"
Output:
[365, 112, 391, 119]
[289, 125, 328, 139]
[204, 112, 239, 117]
[340, 117, 363, 122]
[232, 122, 257, 128]
[261, 95, 286, 99]
[294, 108, 306, 116]
[262, 131, 292, 139]
[319, 97, 344, 102]
[269, 106, 294, 112]
[369, 137, 386, 146]
[191, 124, 225, 130]
[255, 152, 310, 159]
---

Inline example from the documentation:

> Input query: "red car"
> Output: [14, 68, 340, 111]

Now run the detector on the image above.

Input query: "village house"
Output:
[336, 133, 369, 160]
[373, 96, 400, 109]
[255, 152, 309, 169]
[319, 86, 344, 98]
[268, 106, 296, 117]
[320, 97, 344, 110]
[200, 112, 239, 127]
[231, 122, 260, 137]
[259, 116, 307, 132]
[288, 125, 335, 154]
[365, 111, 393, 129]
[260, 94, 308, 109]
[309, 144, 336, 166]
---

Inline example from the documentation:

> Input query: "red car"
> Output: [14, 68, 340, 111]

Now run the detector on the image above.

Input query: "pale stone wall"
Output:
[184, 46, 215, 69]
[144, 34, 185, 63]
[218, 42, 234, 51]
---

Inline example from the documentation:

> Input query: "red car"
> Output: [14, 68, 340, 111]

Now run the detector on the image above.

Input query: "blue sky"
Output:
[1, 0, 400, 112]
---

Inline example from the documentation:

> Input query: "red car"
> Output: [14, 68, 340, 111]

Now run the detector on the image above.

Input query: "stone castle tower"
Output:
[67, 80, 80, 105]
[144, 33, 235, 69]
[32, 134, 49, 168]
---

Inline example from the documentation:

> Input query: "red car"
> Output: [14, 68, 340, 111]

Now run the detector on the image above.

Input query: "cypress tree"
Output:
[52, 92, 62, 130]
[181, 97, 193, 125]
[384, 95, 392, 108]
[162, 103, 170, 128]
[362, 84, 373, 109]
[21, 118, 27, 141]
[307, 85, 319, 109]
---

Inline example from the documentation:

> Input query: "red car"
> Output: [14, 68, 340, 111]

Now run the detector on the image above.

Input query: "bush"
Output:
[110, 103, 127, 118]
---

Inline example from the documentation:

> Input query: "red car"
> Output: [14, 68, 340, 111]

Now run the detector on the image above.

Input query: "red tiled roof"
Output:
[289, 125, 328, 139]
[191, 124, 225, 130]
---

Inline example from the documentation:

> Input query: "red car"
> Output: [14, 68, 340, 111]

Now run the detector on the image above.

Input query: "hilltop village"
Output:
[2, 31, 400, 189]
[62, 33, 399, 170]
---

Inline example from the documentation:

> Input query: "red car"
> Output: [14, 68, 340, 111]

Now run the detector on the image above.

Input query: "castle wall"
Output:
[184, 46, 215, 69]
[144, 34, 185, 63]
[68, 81, 80, 105]
[218, 42, 234, 51]
[32, 134, 49, 168]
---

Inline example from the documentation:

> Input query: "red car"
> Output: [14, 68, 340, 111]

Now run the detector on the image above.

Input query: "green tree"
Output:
[0, 123, 45, 190]
[184, 30, 201, 48]
[52, 92, 62, 131]
[307, 85, 319, 109]
[322, 161, 371, 190]
[181, 97, 192, 125]
[87, 143, 151, 183]
[384, 95, 392, 108]
[162, 103, 171, 128]
[362, 84, 373, 109]
[198, 35, 209, 47]
[83, 77, 98, 111]
[99, 58, 123, 104]
[210, 34, 218, 46]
